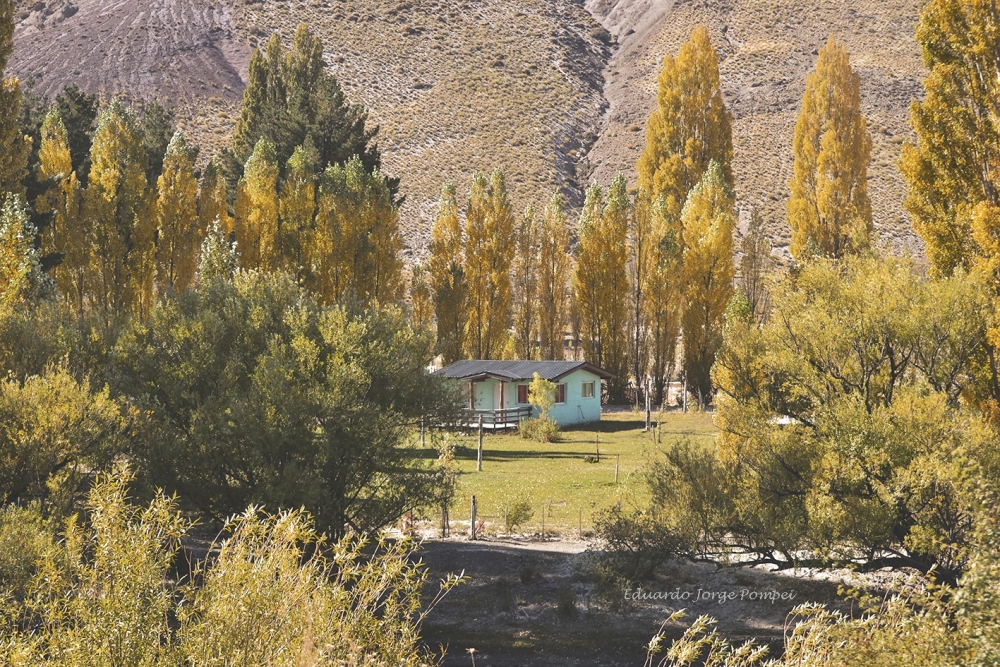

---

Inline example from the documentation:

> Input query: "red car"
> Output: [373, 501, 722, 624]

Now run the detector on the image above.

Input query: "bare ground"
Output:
[416, 534, 890, 667]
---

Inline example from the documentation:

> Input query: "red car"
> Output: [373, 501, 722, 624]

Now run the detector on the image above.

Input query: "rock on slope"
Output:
[584, 0, 926, 259]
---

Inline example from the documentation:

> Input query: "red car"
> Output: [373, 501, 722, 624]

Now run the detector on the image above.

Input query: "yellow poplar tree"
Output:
[902, 0, 1000, 277]
[311, 157, 401, 305]
[198, 158, 231, 235]
[901, 0, 1000, 410]
[36, 108, 86, 313]
[644, 195, 681, 407]
[85, 99, 151, 319]
[279, 145, 316, 277]
[637, 25, 733, 221]
[155, 131, 200, 294]
[512, 204, 539, 359]
[0, 0, 29, 200]
[409, 263, 432, 331]
[428, 182, 467, 364]
[234, 139, 279, 272]
[628, 189, 654, 406]
[573, 176, 630, 401]
[680, 161, 735, 407]
[537, 192, 570, 360]
[464, 169, 515, 360]
[788, 35, 872, 260]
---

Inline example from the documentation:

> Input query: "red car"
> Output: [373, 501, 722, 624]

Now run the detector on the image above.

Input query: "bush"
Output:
[0, 465, 463, 666]
[519, 416, 559, 442]
[113, 271, 463, 536]
[497, 489, 534, 534]
[0, 504, 53, 604]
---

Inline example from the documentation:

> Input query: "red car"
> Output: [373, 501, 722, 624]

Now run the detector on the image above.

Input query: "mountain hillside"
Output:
[10, 0, 927, 260]
[585, 0, 926, 259]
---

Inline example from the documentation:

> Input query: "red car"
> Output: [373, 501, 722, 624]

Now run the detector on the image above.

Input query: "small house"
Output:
[437, 360, 614, 428]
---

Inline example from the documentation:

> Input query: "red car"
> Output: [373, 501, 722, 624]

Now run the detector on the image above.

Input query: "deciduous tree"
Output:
[900, 0, 1000, 411]
[680, 162, 735, 406]
[537, 192, 570, 360]
[155, 131, 200, 293]
[464, 169, 515, 360]
[642, 193, 682, 407]
[198, 157, 231, 234]
[512, 204, 538, 359]
[637, 25, 733, 222]
[574, 176, 630, 401]
[278, 145, 316, 276]
[310, 157, 402, 305]
[788, 35, 872, 260]
[409, 263, 432, 332]
[428, 182, 466, 363]
[234, 139, 279, 272]
[36, 109, 86, 311]
[85, 99, 152, 319]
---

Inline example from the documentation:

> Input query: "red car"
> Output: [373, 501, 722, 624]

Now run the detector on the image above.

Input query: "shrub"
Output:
[497, 490, 535, 533]
[0, 465, 463, 666]
[519, 416, 559, 443]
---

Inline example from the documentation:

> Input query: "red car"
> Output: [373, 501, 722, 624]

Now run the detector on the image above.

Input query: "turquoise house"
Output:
[437, 360, 614, 428]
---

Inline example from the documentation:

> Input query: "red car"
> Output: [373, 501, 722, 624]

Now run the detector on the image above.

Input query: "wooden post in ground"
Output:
[578, 507, 582, 538]
[645, 377, 652, 431]
[477, 415, 484, 471]
[596, 434, 600, 463]
[683, 372, 688, 413]
[541, 506, 545, 539]
[615, 454, 619, 484]
[470, 495, 477, 540]
[420, 416, 425, 447]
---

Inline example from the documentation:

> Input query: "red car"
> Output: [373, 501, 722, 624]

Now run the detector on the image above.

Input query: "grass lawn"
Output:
[435, 409, 718, 536]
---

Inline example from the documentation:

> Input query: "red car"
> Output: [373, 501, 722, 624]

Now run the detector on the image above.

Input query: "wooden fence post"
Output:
[477, 415, 484, 471]
[615, 454, 619, 484]
[470, 495, 477, 540]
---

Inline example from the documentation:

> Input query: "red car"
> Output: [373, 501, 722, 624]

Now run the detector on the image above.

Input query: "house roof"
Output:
[436, 360, 615, 382]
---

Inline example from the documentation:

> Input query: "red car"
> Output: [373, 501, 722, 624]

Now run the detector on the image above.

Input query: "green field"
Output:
[433, 410, 719, 536]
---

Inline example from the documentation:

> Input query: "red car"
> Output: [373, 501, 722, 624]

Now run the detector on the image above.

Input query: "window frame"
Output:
[517, 384, 529, 404]
[555, 383, 566, 404]
[582, 381, 595, 399]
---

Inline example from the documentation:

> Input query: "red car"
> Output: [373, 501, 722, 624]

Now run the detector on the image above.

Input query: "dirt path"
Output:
[417, 535, 878, 667]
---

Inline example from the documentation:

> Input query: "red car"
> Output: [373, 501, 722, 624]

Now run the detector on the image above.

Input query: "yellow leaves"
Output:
[680, 162, 735, 404]
[155, 131, 200, 293]
[573, 176, 630, 398]
[278, 145, 315, 277]
[429, 182, 466, 363]
[464, 168, 515, 360]
[310, 157, 403, 306]
[234, 138, 279, 273]
[537, 191, 570, 360]
[788, 35, 872, 261]
[85, 99, 150, 318]
[637, 25, 733, 222]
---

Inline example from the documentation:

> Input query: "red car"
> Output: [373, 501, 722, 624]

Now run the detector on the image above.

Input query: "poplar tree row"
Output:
[0, 22, 403, 320]
[422, 27, 875, 408]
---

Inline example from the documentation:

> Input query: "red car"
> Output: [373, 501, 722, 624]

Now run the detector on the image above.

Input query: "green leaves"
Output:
[113, 271, 461, 536]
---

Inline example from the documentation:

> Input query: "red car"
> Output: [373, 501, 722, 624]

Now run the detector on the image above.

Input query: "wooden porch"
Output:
[461, 406, 533, 429]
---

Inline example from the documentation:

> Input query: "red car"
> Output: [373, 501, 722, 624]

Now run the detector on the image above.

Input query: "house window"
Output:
[517, 384, 529, 404]
[555, 383, 566, 404]
[582, 381, 595, 399]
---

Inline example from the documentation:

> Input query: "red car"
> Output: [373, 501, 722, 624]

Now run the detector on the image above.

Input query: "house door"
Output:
[493, 382, 504, 410]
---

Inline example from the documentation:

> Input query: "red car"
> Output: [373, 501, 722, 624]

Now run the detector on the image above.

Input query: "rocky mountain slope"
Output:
[10, 0, 927, 260]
